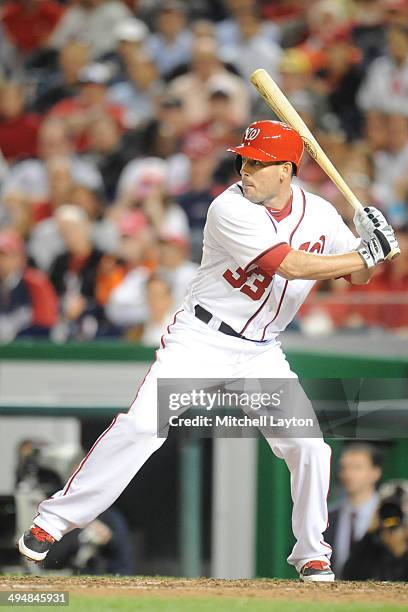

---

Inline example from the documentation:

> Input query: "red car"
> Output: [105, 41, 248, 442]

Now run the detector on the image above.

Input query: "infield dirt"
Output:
[1, 575, 408, 605]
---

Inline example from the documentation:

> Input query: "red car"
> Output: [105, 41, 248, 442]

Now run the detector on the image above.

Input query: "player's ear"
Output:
[280, 162, 292, 181]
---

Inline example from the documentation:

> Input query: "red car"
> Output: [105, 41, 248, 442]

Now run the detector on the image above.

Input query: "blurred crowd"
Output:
[0, 0, 408, 342]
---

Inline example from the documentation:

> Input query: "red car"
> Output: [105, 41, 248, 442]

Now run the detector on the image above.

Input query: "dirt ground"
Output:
[1, 575, 408, 604]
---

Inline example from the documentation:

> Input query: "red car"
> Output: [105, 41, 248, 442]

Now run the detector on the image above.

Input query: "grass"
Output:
[5, 597, 406, 612]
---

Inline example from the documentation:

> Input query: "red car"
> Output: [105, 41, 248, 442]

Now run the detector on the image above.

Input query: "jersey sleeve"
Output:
[207, 193, 291, 271]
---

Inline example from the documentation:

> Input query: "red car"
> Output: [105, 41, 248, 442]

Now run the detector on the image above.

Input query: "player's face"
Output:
[240, 158, 292, 204]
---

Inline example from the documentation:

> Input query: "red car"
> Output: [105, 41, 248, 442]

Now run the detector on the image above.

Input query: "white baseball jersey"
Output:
[32, 185, 341, 575]
[184, 182, 360, 341]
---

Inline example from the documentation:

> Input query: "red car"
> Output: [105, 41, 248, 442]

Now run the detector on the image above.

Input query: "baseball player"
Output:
[18, 121, 399, 582]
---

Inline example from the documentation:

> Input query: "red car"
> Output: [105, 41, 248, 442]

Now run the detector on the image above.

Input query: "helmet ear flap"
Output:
[235, 155, 242, 174]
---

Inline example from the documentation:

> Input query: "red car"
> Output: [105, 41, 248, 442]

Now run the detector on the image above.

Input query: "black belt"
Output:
[194, 304, 266, 343]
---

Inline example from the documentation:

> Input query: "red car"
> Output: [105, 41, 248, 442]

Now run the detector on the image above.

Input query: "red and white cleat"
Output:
[299, 560, 335, 582]
[18, 525, 55, 562]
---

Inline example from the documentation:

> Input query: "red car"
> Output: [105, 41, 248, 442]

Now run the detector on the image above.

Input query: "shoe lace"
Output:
[31, 526, 55, 544]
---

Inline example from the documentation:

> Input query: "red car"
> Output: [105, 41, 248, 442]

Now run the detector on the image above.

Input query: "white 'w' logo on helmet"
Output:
[244, 127, 260, 141]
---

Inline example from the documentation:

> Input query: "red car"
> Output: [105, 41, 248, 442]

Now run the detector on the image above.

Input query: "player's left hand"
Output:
[354, 206, 389, 242]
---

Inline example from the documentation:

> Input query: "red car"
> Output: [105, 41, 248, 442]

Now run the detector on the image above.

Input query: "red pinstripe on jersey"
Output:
[128, 308, 184, 412]
[260, 189, 307, 340]
[63, 417, 118, 495]
[240, 286, 273, 335]
[265, 208, 278, 232]
[62, 309, 184, 495]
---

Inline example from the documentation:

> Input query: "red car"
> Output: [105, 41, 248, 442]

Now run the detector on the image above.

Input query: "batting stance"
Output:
[19, 121, 399, 581]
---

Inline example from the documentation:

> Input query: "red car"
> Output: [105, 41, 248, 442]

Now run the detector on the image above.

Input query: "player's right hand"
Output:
[357, 225, 400, 268]
[354, 206, 388, 242]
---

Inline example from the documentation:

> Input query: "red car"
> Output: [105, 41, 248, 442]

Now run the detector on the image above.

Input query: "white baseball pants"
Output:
[34, 309, 332, 573]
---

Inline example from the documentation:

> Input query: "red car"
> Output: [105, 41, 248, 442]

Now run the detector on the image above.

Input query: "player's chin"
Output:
[243, 185, 259, 202]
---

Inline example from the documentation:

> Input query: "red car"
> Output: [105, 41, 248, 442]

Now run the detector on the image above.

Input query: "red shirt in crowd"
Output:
[2, 0, 65, 54]
[0, 113, 41, 161]
[49, 98, 125, 151]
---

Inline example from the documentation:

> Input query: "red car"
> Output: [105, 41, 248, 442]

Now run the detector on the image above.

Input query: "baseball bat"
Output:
[250, 68, 400, 260]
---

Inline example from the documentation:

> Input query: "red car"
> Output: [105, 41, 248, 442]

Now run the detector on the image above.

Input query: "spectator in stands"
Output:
[371, 113, 408, 223]
[297, 0, 349, 71]
[351, 230, 408, 330]
[146, 1, 193, 80]
[107, 50, 162, 129]
[0, 21, 20, 79]
[116, 157, 190, 229]
[29, 183, 119, 271]
[343, 495, 408, 581]
[129, 171, 190, 241]
[203, 85, 243, 149]
[168, 36, 250, 127]
[0, 81, 40, 162]
[2, 0, 65, 58]
[357, 23, 408, 114]
[121, 94, 189, 161]
[315, 27, 364, 140]
[103, 18, 149, 82]
[157, 234, 198, 308]
[85, 114, 129, 200]
[34, 155, 76, 224]
[106, 210, 152, 331]
[219, 5, 282, 88]
[49, 205, 104, 340]
[2, 117, 103, 202]
[260, 0, 305, 28]
[392, 174, 408, 229]
[140, 275, 174, 346]
[33, 41, 90, 114]
[0, 229, 58, 341]
[49, 63, 125, 152]
[0, 150, 8, 181]
[350, 0, 386, 68]
[217, 0, 280, 48]
[364, 110, 389, 154]
[278, 48, 313, 100]
[69, 184, 119, 251]
[339, 144, 374, 216]
[325, 443, 383, 577]
[273, 48, 326, 131]
[0, 191, 32, 239]
[190, 19, 217, 41]
[382, 0, 408, 28]
[178, 133, 219, 261]
[49, 0, 132, 60]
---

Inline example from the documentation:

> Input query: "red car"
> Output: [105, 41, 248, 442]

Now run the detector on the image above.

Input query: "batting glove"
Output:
[354, 206, 389, 243]
[358, 225, 400, 268]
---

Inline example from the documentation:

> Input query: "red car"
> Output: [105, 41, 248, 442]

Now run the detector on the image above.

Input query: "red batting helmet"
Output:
[227, 120, 304, 173]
